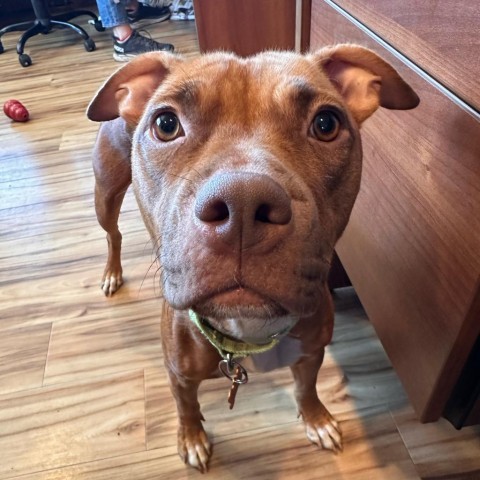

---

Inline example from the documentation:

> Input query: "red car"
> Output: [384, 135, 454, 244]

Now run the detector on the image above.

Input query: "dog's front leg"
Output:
[290, 349, 343, 453]
[166, 371, 212, 473]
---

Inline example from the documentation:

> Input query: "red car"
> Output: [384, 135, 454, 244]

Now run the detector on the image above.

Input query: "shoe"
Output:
[171, 0, 194, 20]
[127, 3, 171, 25]
[113, 30, 174, 62]
[137, 0, 172, 8]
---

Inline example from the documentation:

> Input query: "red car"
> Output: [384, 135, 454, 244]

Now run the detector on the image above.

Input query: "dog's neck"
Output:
[188, 310, 294, 360]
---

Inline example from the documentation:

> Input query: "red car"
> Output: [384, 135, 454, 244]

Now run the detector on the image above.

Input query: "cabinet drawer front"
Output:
[311, 0, 480, 420]
[330, 0, 480, 111]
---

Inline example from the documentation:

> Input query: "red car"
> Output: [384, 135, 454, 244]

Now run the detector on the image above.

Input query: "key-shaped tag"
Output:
[228, 366, 242, 409]
[219, 355, 248, 410]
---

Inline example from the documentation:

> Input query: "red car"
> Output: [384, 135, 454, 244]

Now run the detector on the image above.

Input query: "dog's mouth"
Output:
[192, 286, 288, 319]
[191, 286, 298, 345]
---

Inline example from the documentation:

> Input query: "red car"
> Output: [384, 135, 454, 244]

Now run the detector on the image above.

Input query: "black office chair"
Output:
[0, 0, 104, 67]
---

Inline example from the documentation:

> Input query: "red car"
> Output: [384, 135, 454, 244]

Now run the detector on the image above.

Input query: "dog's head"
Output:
[88, 46, 418, 343]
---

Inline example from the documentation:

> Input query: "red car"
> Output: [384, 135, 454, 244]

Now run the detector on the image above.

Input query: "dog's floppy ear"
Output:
[312, 44, 419, 125]
[87, 52, 182, 124]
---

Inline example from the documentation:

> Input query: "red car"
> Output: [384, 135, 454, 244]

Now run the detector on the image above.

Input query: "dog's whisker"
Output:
[160, 268, 171, 290]
[167, 172, 194, 183]
[143, 240, 153, 257]
[191, 167, 205, 181]
[139, 255, 162, 296]
[151, 234, 162, 250]
[154, 245, 162, 263]
[141, 235, 164, 296]
[153, 266, 161, 297]
[154, 265, 168, 299]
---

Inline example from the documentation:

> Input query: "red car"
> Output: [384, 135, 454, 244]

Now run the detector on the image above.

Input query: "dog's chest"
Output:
[240, 335, 303, 373]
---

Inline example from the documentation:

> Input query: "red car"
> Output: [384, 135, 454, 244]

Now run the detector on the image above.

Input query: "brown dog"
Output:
[87, 46, 419, 472]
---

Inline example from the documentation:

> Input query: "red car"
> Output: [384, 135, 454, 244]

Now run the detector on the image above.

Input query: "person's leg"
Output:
[96, 0, 133, 41]
[96, 0, 131, 30]
[95, 0, 174, 61]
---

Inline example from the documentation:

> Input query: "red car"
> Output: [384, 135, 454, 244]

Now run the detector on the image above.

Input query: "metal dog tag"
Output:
[227, 366, 242, 409]
[219, 354, 248, 410]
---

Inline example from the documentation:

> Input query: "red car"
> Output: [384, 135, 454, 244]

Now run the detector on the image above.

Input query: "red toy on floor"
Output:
[3, 99, 29, 122]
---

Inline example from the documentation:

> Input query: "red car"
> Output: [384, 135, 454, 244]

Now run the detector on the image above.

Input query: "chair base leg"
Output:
[17, 21, 47, 55]
[0, 9, 101, 66]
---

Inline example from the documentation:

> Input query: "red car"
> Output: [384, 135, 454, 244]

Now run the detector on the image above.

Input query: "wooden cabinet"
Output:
[310, 0, 480, 426]
[192, 0, 311, 56]
[332, 0, 480, 111]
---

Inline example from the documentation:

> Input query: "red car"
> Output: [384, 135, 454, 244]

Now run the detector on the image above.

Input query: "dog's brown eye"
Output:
[311, 111, 340, 142]
[153, 111, 182, 141]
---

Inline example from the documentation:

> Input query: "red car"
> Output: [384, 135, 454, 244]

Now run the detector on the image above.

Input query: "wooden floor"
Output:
[1, 14, 479, 480]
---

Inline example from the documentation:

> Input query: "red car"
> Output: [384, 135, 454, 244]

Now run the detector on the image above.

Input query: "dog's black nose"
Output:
[194, 172, 292, 250]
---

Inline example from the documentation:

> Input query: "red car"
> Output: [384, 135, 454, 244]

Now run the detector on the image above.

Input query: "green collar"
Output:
[188, 310, 285, 359]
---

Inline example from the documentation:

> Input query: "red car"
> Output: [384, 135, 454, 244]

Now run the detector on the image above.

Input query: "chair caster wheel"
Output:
[84, 38, 96, 52]
[19, 53, 32, 67]
[88, 18, 105, 32]
[94, 20, 105, 32]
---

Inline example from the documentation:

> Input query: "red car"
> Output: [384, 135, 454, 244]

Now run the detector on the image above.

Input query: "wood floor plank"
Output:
[11, 447, 185, 480]
[0, 370, 146, 479]
[0, 323, 52, 395]
[144, 368, 177, 451]
[0, 253, 158, 331]
[44, 310, 164, 385]
[392, 407, 480, 480]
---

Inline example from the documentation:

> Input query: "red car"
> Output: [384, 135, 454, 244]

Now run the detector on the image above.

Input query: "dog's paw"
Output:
[177, 425, 212, 473]
[302, 405, 343, 453]
[101, 268, 123, 296]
